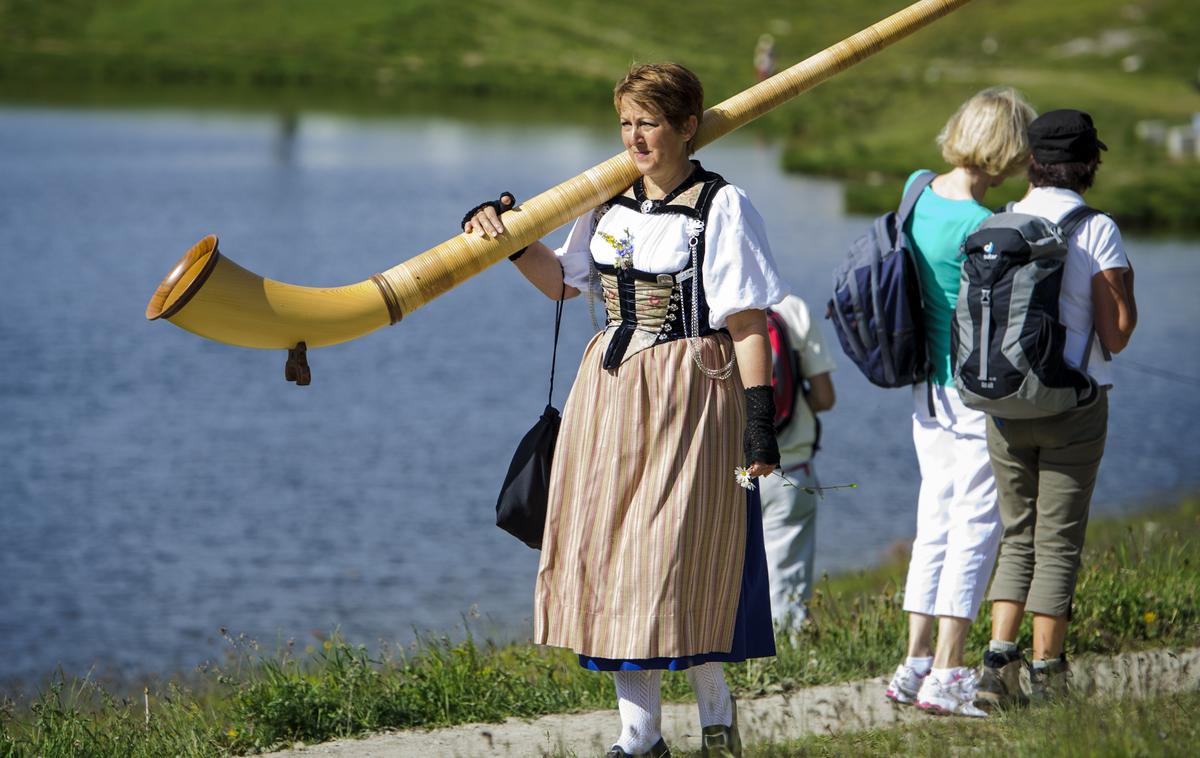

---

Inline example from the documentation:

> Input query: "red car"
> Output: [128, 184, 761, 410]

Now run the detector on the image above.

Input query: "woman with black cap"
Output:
[975, 109, 1138, 707]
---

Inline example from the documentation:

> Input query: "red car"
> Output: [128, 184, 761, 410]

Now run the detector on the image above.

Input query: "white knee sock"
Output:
[686, 662, 733, 728]
[613, 670, 662, 754]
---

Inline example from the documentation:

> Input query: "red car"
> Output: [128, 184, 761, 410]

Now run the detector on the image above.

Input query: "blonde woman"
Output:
[882, 87, 1037, 717]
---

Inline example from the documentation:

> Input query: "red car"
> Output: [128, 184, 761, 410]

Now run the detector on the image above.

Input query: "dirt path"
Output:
[268, 646, 1200, 758]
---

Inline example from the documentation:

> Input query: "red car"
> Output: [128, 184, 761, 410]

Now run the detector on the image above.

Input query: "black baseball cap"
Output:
[1028, 109, 1108, 164]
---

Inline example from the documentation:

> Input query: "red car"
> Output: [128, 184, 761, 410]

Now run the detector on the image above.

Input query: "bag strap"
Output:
[895, 170, 937, 414]
[1055, 205, 1113, 366]
[1057, 204, 1102, 239]
[548, 276, 565, 406]
[894, 170, 936, 234]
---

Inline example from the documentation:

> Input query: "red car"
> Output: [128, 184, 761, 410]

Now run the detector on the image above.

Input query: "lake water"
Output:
[1, 106, 1198, 689]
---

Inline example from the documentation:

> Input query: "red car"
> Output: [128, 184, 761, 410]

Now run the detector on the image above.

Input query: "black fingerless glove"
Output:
[744, 384, 780, 467]
[460, 191, 528, 261]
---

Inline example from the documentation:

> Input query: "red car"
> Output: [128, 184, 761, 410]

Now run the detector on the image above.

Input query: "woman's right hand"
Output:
[461, 192, 579, 300]
[462, 192, 517, 238]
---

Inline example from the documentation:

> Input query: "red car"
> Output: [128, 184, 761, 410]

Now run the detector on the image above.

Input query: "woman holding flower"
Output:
[464, 63, 786, 757]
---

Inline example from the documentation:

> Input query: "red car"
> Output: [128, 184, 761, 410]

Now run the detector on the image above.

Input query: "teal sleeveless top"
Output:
[903, 170, 990, 385]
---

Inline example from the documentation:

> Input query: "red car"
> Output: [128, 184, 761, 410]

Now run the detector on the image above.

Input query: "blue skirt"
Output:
[578, 484, 776, 671]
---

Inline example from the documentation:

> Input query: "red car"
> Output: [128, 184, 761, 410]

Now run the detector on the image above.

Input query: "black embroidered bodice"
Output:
[592, 163, 728, 370]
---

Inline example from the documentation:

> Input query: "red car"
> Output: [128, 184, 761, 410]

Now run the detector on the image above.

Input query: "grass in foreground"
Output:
[658, 689, 1200, 758]
[1, 496, 1197, 756]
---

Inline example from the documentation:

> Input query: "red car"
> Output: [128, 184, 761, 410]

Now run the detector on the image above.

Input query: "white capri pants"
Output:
[902, 382, 1002, 621]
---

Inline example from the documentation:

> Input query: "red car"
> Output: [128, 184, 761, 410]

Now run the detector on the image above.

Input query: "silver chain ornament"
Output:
[682, 220, 735, 380]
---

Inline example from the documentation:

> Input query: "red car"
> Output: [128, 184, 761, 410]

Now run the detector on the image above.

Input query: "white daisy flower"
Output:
[734, 466, 756, 491]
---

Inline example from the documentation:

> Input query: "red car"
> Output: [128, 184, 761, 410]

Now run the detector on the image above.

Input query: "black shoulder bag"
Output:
[494, 282, 565, 550]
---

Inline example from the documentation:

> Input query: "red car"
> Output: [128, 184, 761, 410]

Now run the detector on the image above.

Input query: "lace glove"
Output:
[461, 191, 528, 261]
[744, 385, 780, 467]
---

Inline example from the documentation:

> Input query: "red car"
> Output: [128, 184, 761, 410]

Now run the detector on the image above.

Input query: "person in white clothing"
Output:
[759, 294, 836, 628]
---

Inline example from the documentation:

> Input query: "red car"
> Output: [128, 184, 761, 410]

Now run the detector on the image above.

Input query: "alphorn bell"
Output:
[146, 0, 974, 382]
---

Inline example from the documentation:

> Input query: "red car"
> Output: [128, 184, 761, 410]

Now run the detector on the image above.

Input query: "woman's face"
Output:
[618, 97, 696, 180]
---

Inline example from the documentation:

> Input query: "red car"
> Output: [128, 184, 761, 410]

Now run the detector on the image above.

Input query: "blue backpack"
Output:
[828, 171, 934, 388]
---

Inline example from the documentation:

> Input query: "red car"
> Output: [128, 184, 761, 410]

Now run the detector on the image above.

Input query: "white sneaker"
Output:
[916, 668, 989, 717]
[884, 663, 927, 705]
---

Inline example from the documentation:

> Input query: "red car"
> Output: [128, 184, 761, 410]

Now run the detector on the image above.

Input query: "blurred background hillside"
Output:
[2, 0, 1198, 230]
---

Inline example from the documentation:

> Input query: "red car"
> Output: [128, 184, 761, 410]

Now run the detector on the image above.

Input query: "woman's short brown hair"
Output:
[614, 63, 704, 152]
[937, 87, 1037, 178]
[1028, 156, 1101, 194]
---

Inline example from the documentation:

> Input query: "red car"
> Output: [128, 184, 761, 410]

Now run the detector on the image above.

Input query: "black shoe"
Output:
[700, 698, 742, 757]
[605, 737, 671, 757]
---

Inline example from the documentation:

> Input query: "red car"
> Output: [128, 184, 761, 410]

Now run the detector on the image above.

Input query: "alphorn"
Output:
[146, 0, 973, 380]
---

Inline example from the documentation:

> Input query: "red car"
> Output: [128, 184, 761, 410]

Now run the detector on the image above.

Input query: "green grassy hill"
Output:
[2, 0, 1198, 229]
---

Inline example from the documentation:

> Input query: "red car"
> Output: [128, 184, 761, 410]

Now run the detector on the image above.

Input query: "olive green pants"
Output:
[985, 391, 1108, 617]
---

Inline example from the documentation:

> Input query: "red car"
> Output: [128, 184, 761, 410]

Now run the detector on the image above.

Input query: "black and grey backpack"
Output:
[951, 205, 1107, 419]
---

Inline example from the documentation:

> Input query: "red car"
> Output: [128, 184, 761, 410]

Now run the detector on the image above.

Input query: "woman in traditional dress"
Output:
[465, 63, 786, 757]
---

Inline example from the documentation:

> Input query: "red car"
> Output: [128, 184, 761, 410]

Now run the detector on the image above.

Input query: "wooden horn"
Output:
[147, 0, 973, 351]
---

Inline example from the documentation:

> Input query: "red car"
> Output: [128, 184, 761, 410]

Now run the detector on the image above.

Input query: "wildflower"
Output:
[775, 470, 798, 488]
[598, 229, 635, 269]
[801, 482, 859, 497]
[734, 466, 756, 490]
[305, 645, 316, 655]
[323, 640, 334, 651]
[227, 729, 238, 738]
[1144, 611, 1157, 624]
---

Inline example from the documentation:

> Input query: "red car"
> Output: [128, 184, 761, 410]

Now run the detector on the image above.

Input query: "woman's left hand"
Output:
[746, 461, 776, 478]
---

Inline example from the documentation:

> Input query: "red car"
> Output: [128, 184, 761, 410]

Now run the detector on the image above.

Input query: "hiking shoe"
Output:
[884, 663, 927, 705]
[606, 738, 671, 758]
[976, 649, 1029, 710]
[1029, 655, 1071, 704]
[916, 668, 989, 717]
[700, 698, 742, 757]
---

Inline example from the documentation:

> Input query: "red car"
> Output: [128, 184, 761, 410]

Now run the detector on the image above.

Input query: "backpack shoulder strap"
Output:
[1057, 205, 1104, 238]
[895, 170, 936, 227]
[1055, 204, 1113, 367]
